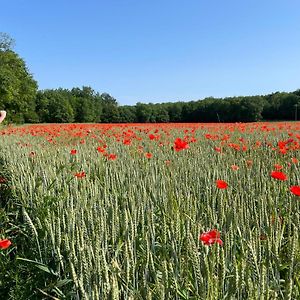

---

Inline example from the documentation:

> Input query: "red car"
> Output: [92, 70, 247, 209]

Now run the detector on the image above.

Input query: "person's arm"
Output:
[0, 110, 7, 123]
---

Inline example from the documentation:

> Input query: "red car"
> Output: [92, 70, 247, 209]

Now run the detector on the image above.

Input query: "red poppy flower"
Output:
[174, 138, 189, 152]
[145, 152, 152, 159]
[75, 171, 86, 178]
[97, 146, 106, 153]
[199, 229, 223, 246]
[70, 149, 77, 155]
[231, 165, 239, 171]
[123, 139, 131, 145]
[291, 157, 298, 164]
[0, 239, 12, 250]
[271, 171, 288, 181]
[216, 180, 228, 189]
[290, 185, 300, 196]
[274, 164, 283, 170]
[108, 154, 117, 160]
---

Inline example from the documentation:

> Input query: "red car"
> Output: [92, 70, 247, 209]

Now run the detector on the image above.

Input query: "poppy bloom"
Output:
[123, 139, 131, 145]
[291, 157, 298, 164]
[174, 138, 189, 152]
[107, 154, 117, 160]
[70, 149, 77, 155]
[145, 152, 152, 159]
[216, 180, 228, 189]
[271, 171, 288, 181]
[274, 164, 283, 170]
[231, 165, 239, 171]
[290, 185, 300, 196]
[199, 229, 223, 246]
[0, 239, 12, 250]
[279, 147, 287, 155]
[75, 171, 86, 178]
[97, 146, 106, 153]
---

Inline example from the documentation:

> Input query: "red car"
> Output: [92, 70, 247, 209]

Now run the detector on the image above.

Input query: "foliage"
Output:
[0, 50, 38, 123]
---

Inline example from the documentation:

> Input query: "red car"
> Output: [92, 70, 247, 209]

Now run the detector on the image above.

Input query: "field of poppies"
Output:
[0, 122, 299, 299]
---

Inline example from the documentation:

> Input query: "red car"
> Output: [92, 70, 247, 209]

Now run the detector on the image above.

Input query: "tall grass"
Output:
[0, 123, 299, 299]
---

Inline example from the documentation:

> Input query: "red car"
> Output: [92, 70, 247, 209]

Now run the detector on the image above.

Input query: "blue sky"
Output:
[1, 0, 300, 105]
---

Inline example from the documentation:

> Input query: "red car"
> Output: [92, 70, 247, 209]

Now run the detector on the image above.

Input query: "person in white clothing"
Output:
[0, 110, 7, 123]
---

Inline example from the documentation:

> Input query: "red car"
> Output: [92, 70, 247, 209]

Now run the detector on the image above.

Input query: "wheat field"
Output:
[0, 122, 299, 299]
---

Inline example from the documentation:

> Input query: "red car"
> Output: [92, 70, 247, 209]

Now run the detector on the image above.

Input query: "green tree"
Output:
[100, 93, 120, 122]
[71, 86, 99, 122]
[118, 105, 137, 123]
[0, 34, 38, 123]
[36, 89, 74, 123]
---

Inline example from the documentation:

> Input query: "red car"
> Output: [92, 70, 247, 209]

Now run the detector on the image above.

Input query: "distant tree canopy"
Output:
[1, 32, 300, 124]
[28, 89, 300, 123]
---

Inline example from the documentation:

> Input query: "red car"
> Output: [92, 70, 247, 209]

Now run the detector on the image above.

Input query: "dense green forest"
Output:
[1, 32, 300, 123]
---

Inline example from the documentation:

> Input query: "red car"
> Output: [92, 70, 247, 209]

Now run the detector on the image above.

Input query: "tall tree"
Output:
[0, 33, 38, 123]
[100, 93, 120, 122]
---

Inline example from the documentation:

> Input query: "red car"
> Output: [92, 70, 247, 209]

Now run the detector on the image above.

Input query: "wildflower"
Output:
[274, 164, 283, 170]
[216, 180, 228, 189]
[123, 139, 131, 145]
[70, 149, 77, 155]
[271, 171, 288, 181]
[199, 229, 223, 246]
[174, 138, 189, 152]
[145, 152, 152, 159]
[279, 147, 287, 155]
[290, 186, 300, 196]
[0, 239, 12, 250]
[97, 146, 106, 153]
[75, 171, 86, 178]
[291, 157, 298, 164]
[231, 165, 239, 171]
[108, 154, 117, 160]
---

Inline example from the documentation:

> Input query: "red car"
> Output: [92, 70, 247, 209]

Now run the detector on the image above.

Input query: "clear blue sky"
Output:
[1, 0, 300, 105]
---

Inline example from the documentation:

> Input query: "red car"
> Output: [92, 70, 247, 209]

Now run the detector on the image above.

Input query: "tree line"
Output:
[1, 32, 300, 124]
